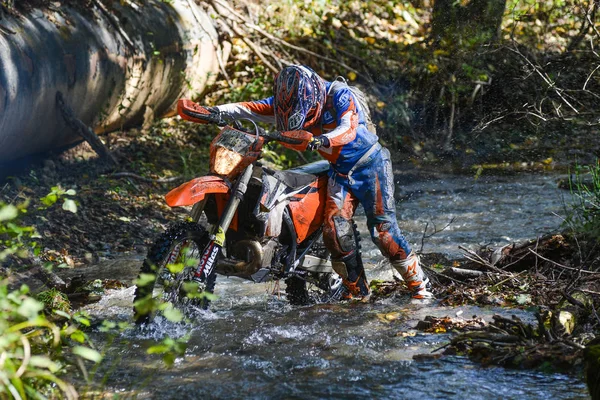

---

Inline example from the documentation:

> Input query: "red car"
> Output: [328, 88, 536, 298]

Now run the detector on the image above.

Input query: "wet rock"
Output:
[55, 257, 142, 287]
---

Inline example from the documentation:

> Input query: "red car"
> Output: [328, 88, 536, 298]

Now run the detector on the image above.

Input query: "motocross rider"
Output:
[182, 65, 433, 300]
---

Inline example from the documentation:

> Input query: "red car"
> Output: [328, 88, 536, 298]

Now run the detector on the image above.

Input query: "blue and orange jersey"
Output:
[215, 81, 379, 175]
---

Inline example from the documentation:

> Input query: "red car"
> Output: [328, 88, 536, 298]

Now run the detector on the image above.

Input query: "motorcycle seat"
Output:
[272, 170, 317, 190]
[288, 160, 329, 176]
[272, 160, 329, 190]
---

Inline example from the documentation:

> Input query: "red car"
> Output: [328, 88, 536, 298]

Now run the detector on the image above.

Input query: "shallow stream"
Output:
[83, 171, 590, 399]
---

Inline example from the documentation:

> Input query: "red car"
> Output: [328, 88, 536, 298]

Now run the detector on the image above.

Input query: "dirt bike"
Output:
[133, 101, 351, 324]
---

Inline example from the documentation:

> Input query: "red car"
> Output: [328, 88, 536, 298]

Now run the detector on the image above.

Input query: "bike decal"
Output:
[213, 227, 226, 247]
[295, 186, 320, 196]
[166, 242, 183, 266]
[194, 241, 221, 281]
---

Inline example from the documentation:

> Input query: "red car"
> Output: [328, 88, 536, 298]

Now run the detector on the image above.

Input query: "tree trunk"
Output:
[0, 0, 222, 163]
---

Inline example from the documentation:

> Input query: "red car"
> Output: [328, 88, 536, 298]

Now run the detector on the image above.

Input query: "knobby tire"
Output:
[133, 222, 216, 324]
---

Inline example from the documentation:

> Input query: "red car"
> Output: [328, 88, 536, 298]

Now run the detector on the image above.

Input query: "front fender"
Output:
[165, 176, 230, 207]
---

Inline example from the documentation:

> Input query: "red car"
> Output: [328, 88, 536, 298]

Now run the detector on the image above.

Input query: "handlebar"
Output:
[194, 110, 302, 146]
[180, 106, 227, 126]
[178, 100, 311, 149]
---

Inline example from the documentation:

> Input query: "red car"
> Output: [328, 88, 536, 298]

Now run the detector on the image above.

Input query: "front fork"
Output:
[193, 164, 254, 282]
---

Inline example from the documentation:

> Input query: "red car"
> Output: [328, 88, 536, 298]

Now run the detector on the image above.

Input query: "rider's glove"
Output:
[306, 136, 329, 151]
[204, 106, 222, 120]
[177, 99, 222, 124]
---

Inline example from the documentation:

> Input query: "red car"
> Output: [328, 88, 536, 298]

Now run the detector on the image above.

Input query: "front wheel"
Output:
[133, 222, 216, 324]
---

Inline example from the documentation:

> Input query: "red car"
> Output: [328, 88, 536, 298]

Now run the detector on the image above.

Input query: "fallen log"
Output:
[0, 0, 222, 162]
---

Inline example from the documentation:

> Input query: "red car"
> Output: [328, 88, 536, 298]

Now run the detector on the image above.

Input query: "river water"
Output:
[82, 171, 590, 399]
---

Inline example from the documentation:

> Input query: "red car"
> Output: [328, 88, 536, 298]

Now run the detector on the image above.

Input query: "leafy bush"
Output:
[0, 201, 100, 399]
[0, 283, 102, 399]
[566, 160, 600, 240]
[0, 201, 39, 261]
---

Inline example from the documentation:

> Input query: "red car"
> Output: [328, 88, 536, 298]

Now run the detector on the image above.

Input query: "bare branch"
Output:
[527, 248, 600, 275]
[458, 245, 513, 276]
[509, 45, 579, 114]
[209, 0, 362, 78]
[583, 64, 600, 91]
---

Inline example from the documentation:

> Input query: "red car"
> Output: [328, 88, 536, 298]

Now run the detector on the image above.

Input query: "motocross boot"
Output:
[331, 250, 370, 301]
[392, 252, 434, 300]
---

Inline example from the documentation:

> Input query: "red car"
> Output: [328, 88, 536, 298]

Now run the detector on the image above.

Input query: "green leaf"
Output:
[65, 189, 76, 196]
[166, 262, 185, 274]
[70, 330, 86, 343]
[74, 315, 91, 327]
[99, 320, 117, 332]
[135, 273, 156, 287]
[17, 298, 44, 319]
[29, 355, 60, 372]
[162, 305, 183, 323]
[0, 205, 19, 221]
[163, 353, 176, 366]
[53, 310, 72, 320]
[40, 193, 58, 207]
[147, 344, 170, 354]
[62, 199, 78, 213]
[72, 346, 102, 363]
[118, 321, 131, 330]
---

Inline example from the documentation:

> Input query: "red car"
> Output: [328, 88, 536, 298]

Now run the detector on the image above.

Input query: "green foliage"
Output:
[133, 257, 217, 321]
[39, 186, 78, 214]
[231, 0, 598, 162]
[147, 336, 188, 367]
[566, 160, 600, 240]
[37, 288, 71, 314]
[0, 201, 39, 261]
[218, 64, 273, 104]
[0, 189, 104, 398]
[0, 283, 101, 399]
[1, 186, 79, 262]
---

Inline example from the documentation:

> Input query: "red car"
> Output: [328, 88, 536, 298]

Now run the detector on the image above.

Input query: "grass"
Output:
[566, 160, 600, 241]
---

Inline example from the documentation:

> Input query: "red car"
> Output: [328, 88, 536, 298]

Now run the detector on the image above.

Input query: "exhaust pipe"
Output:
[215, 240, 263, 277]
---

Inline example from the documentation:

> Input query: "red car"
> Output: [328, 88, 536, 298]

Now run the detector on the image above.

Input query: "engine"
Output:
[215, 238, 280, 279]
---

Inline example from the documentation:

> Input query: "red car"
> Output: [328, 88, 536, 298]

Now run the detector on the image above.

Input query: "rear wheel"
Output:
[284, 276, 310, 305]
[284, 232, 343, 305]
[133, 222, 216, 324]
[285, 272, 343, 305]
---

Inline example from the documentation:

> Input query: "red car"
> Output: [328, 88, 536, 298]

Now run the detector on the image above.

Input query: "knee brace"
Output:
[332, 215, 357, 254]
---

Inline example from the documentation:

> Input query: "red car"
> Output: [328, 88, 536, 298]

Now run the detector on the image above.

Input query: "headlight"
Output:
[211, 146, 243, 176]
